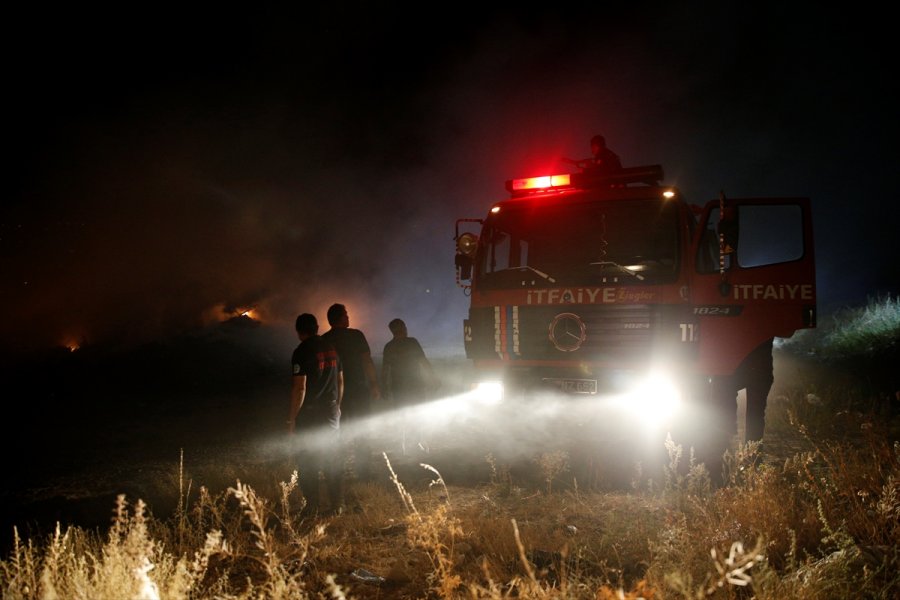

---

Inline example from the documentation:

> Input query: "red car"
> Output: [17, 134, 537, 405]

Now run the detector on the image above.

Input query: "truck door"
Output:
[691, 197, 816, 377]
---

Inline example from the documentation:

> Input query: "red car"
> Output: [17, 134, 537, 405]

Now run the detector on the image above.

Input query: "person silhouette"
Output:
[287, 313, 344, 516]
[587, 134, 623, 173]
[564, 134, 623, 173]
[322, 303, 381, 481]
[381, 318, 437, 454]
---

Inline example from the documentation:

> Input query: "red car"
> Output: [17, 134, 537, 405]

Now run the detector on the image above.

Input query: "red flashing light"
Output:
[509, 173, 571, 191]
[504, 165, 665, 196]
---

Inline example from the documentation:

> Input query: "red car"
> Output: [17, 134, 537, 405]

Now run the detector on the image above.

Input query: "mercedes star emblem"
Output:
[549, 312, 586, 352]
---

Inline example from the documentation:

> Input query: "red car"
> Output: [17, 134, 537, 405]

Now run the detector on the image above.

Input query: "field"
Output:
[1, 297, 898, 599]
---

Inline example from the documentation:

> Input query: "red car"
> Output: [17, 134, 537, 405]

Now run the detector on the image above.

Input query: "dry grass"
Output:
[5, 299, 900, 599]
[3, 386, 899, 600]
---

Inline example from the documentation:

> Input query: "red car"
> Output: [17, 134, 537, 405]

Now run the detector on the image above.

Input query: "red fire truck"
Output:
[454, 163, 816, 477]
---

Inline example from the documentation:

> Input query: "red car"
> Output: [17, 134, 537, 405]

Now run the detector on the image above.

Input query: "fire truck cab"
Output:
[454, 163, 816, 474]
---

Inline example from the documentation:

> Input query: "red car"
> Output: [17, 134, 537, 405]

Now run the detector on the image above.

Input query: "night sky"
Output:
[3, 3, 897, 358]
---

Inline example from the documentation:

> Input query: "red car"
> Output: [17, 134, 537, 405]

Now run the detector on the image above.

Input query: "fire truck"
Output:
[453, 162, 816, 476]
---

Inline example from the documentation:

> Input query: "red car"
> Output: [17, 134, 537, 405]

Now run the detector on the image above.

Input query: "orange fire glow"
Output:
[202, 303, 267, 325]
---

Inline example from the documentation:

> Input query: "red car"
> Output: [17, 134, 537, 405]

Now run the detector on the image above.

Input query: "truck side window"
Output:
[482, 229, 529, 272]
[737, 205, 804, 267]
[484, 230, 510, 273]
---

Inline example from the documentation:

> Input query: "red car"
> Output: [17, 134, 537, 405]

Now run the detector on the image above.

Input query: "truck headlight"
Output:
[472, 381, 504, 405]
[616, 371, 681, 425]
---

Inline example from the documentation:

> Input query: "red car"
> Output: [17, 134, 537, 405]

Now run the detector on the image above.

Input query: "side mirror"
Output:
[455, 232, 478, 282]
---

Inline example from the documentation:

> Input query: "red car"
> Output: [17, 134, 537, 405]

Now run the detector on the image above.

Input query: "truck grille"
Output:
[467, 304, 674, 363]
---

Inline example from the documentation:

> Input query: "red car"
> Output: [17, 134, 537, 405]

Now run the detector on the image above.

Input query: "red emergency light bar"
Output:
[508, 174, 571, 191]
[505, 165, 665, 196]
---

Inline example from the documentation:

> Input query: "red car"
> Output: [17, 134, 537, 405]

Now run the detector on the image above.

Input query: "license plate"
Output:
[543, 378, 598, 394]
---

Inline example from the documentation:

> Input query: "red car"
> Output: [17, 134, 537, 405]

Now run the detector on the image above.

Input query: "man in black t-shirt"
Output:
[288, 313, 344, 515]
[322, 303, 381, 480]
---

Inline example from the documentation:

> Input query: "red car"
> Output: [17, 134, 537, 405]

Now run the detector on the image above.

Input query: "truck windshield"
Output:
[477, 198, 679, 288]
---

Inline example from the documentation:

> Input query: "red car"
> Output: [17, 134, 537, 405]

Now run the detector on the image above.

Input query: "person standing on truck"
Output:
[288, 313, 344, 516]
[588, 134, 623, 173]
[564, 134, 623, 173]
[322, 303, 381, 481]
[381, 318, 438, 454]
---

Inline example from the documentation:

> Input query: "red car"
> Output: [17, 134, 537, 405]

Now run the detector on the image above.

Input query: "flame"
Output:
[202, 302, 266, 325]
[62, 338, 81, 352]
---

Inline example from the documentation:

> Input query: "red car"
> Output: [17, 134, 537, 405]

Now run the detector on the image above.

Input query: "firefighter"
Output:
[701, 338, 774, 485]
[322, 303, 381, 481]
[381, 318, 438, 455]
[588, 134, 623, 174]
[741, 338, 775, 443]
[564, 134, 623, 173]
[287, 313, 344, 516]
